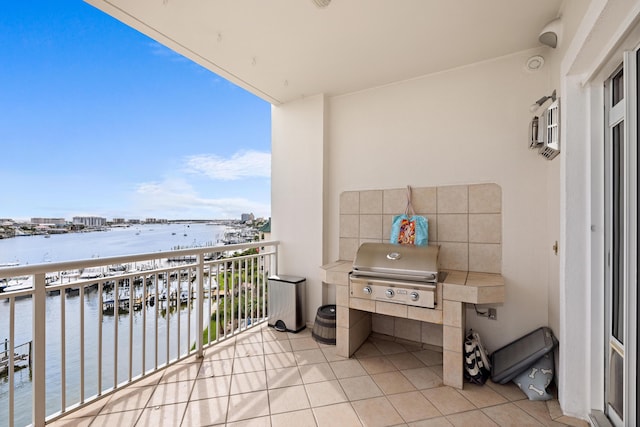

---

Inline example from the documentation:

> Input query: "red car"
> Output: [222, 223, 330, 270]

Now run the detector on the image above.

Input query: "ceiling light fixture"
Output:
[312, 0, 331, 8]
[526, 55, 545, 72]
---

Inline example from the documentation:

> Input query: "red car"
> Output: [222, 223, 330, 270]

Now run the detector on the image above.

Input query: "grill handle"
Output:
[351, 270, 437, 283]
[386, 251, 401, 260]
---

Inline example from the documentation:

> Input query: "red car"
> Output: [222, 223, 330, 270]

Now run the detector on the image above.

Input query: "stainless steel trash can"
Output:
[268, 275, 306, 333]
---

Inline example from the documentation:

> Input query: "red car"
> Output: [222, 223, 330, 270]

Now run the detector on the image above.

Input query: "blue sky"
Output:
[0, 1, 272, 221]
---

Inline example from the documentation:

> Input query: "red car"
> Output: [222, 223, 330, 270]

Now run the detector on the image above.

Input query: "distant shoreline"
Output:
[0, 218, 259, 240]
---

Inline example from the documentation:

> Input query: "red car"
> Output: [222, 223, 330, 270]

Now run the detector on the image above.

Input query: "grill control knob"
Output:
[410, 291, 419, 301]
[363, 286, 372, 295]
[385, 289, 395, 298]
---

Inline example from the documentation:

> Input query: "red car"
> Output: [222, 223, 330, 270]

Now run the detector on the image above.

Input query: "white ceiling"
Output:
[86, 0, 564, 105]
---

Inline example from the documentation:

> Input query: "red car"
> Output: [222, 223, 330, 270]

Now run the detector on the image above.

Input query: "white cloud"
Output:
[133, 178, 269, 219]
[185, 150, 271, 181]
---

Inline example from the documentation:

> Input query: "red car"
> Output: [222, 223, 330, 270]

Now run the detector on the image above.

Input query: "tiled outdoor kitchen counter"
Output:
[321, 261, 505, 389]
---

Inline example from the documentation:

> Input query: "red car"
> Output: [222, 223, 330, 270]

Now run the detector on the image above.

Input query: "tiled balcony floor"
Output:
[49, 324, 588, 427]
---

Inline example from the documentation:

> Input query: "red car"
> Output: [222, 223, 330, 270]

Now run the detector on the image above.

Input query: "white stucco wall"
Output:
[271, 52, 561, 351]
[326, 51, 556, 353]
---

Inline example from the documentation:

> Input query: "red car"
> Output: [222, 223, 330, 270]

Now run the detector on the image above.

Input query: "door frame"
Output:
[600, 47, 638, 427]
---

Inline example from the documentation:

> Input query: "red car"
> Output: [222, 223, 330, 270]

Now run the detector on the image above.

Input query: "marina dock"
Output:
[0, 339, 31, 377]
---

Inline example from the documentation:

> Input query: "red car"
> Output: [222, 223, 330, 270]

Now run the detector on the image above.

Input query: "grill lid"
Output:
[352, 242, 439, 281]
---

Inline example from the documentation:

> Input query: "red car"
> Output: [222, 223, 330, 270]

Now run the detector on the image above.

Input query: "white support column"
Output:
[272, 95, 328, 325]
[559, 74, 593, 418]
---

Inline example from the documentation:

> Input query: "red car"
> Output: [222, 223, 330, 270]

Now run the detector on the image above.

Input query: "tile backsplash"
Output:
[339, 183, 502, 274]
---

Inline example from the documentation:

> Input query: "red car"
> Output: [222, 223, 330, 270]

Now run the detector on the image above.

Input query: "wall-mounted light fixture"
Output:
[529, 90, 557, 113]
[528, 90, 560, 160]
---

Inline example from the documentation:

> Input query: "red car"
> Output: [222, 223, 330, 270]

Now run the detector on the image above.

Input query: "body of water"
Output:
[0, 223, 229, 427]
[0, 222, 226, 266]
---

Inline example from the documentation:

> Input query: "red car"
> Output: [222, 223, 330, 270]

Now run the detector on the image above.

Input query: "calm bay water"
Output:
[0, 222, 226, 266]
[0, 223, 228, 427]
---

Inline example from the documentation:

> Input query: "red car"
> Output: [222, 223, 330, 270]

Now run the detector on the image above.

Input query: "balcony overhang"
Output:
[84, 0, 563, 105]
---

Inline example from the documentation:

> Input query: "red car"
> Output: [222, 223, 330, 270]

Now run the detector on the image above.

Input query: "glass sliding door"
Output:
[604, 50, 638, 427]
[605, 66, 625, 426]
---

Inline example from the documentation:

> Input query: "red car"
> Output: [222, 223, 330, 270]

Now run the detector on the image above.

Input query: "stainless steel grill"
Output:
[350, 242, 440, 309]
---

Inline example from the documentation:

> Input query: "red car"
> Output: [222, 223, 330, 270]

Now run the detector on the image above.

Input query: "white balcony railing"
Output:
[0, 240, 278, 427]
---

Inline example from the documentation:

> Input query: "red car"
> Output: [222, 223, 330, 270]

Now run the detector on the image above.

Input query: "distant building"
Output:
[72, 216, 107, 227]
[241, 213, 255, 223]
[31, 218, 66, 226]
[112, 218, 126, 224]
[128, 219, 141, 224]
[142, 218, 168, 224]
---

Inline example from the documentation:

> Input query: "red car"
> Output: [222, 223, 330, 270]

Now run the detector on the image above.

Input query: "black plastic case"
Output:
[490, 327, 558, 384]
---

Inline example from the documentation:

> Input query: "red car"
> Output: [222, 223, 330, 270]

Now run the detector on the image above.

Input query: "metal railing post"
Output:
[9, 300, 15, 427]
[32, 273, 46, 427]
[273, 244, 278, 276]
[196, 255, 204, 358]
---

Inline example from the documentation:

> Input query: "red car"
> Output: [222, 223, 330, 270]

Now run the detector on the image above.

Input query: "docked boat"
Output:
[80, 267, 104, 279]
[49, 269, 81, 285]
[0, 262, 20, 268]
[1, 276, 34, 298]
[107, 264, 127, 275]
